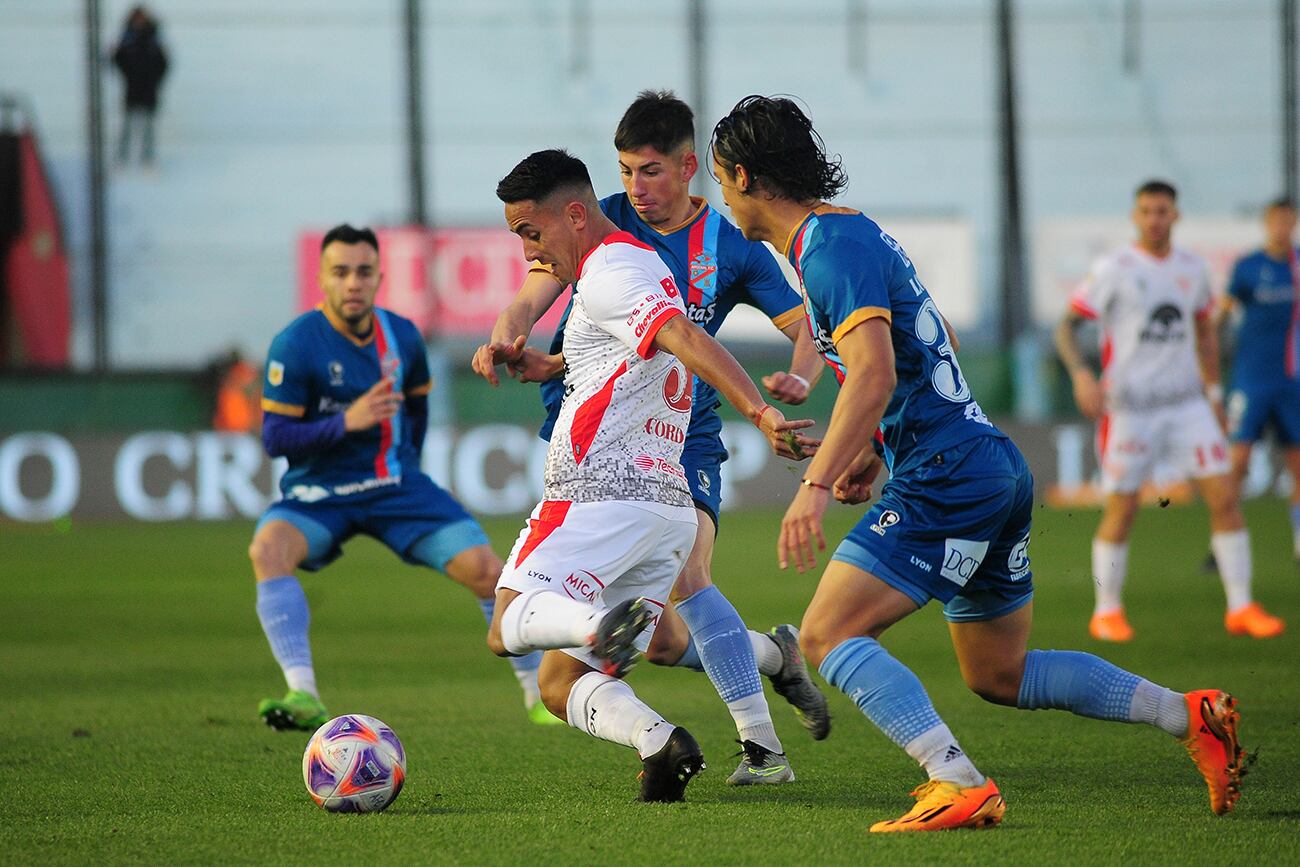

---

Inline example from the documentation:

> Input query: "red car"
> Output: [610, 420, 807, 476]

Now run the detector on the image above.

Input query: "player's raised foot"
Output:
[766, 624, 831, 740]
[1224, 602, 1285, 639]
[1181, 689, 1244, 815]
[527, 701, 565, 726]
[638, 727, 705, 802]
[257, 689, 328, 732]
[589, 598, 653, 678]
[725, 739, 795, 786]
[1088, 608, 1134, 642]
[869, 778, 1005, 833]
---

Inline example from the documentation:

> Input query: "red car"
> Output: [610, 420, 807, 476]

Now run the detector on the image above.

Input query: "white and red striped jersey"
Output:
[1070, 245, 1216, 411]
[544, 231, 693, 506]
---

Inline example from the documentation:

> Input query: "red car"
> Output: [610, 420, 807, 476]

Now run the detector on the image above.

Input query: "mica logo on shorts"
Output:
[1007, 535, 1031, 581]
[562, 570, 603, 602]
[940, 538, 989, 587]
[870, 510, 901, 536]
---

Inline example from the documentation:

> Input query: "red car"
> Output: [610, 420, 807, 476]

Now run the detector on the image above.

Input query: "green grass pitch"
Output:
[3, 500, 1298, 864]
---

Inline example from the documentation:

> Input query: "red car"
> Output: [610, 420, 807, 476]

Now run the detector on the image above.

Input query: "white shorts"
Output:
[496, 499, 698, 668]
[1098, 398, 1230, 494]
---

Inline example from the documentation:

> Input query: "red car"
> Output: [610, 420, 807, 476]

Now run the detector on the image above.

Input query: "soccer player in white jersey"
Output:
[483, 149, 816, 801]
[1055, 179, 1285, 641]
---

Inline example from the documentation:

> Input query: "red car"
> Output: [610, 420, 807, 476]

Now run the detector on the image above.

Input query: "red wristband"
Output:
[755, 404, 775, 427]
[801, 478, 831, 491]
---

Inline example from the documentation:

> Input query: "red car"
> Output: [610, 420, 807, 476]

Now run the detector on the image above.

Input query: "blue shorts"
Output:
[1228, 379, 1300, 445]
[255, 473, 489, 573]
[831, 436, 1035, 623]
[681, 433, 728, 530]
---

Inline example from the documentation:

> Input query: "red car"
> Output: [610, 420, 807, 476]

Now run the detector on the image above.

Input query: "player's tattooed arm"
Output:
[1054, 310, 1103, 420]
[762, 321, 824, 405]
[651, 315, 818, 460]
[473, 268, 566, 386]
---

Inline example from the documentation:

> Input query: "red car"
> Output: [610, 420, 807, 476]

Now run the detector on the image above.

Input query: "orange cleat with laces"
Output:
[1181, 690, 1245, 815]
[869, 778, 1006, 833]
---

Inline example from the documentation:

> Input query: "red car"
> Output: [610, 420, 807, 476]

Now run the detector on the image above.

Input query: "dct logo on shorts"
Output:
[663, 365, 693, 412]
[941, 538, 990, 587]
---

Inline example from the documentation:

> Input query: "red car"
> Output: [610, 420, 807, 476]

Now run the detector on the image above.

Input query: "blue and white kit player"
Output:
[474, 91, 830, 784]
[711, 95, 1248, 829]
[250, 224, 552, 731]
[1224, 196, 1300, 566]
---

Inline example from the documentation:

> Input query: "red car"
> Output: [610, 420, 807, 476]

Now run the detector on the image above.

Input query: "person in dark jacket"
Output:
[112, 5, 168, 167]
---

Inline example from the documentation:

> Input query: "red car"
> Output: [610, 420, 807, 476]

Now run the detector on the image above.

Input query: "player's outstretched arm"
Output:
[652, 315, 818, 460]
[1053, 310, 1103, 419]
[763, 321, 824, 405]
[473, 269, 566, 386]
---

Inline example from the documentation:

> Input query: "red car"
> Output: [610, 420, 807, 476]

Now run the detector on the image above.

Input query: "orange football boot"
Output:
[869, 778, 1005, 833]
[1224, 603, 1285, 639]
[1088, 608, 1134, 642]
[1182, 689, 1244, 815]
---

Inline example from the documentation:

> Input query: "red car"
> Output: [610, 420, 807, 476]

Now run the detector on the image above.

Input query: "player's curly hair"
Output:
[710, 95, 847, 202]
[496, 149, 594, 205]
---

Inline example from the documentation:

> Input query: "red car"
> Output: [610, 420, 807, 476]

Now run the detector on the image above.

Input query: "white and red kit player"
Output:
[1055, 179, 1284, 641]
[484, 149, 815, 802]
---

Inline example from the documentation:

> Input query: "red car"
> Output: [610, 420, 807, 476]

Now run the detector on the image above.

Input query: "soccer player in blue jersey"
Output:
[1224, 197, 1300, 566]
[473, 91, 830, 785]
[250, 224, 551, 730]
[708, 95, 1248, 829]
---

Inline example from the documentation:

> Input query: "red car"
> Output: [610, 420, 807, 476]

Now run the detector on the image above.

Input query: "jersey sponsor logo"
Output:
[644, 417, 686, 444]
[964, 402, 992, 426]
[328, 361, 344, 386]
[318, 396, 348, 414]
[909, 554, 933, 573]
[940, 538, 990, 587]
[331, 475, 402, 497]
[633, 454, 656, 471]
[879, 231, 913, 268]
[1139, 304, 1186, 343]
[287, 483, 330, 502]
[870, 509, 901, 536]
[696, 469, 712, 495]
[561, 569, 603, 602]
[1008, 534, 1031, 581]
[633, 298, 676, 337]
[662, 365, 693, 412]
[660, 276, 679, 297]
[526, 570, 552, 583]
[268, 361, 284, 387]
[686, 301, 716, 324]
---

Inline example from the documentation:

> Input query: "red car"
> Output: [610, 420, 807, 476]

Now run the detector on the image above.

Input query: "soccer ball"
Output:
[302, 714, 406, 813]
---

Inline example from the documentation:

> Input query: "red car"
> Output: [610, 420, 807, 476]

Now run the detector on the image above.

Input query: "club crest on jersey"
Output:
[328, 360, 344, 386]
[267, 360, 284, 387]
[662, 364, 693, 412]
[380, 353, 401, 380]
[870, 510, 901, 536]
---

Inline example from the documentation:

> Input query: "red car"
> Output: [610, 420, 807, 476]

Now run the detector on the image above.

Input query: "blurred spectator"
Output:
[112, 5, 169, 168]
[212, 348, 262, 433]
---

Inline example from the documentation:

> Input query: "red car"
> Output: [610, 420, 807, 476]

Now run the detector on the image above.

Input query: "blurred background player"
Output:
[484, 149, 815, 801]
[1055, 181, 1284, 641]
[473, 91, 830, 784]
[712, 95, 1247, 830]
[250, 224, 550, 731]
[1221, 197, 1300, 567]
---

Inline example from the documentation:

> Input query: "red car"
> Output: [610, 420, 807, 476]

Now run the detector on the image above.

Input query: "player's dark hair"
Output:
[614, 90, 694, 155]
[496, 149, 595, 205]
[710, 95, 848, 202]
[1266, 196, 1295, 212]
[321, 223, 379, 254]
[1135, 179, 1177, 201]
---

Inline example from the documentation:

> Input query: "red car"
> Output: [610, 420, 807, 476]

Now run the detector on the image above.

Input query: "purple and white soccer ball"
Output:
[302, 714, 406, 813]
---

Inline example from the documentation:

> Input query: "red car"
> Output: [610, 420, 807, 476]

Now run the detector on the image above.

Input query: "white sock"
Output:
[749, 631, 783, 676]
[515, 666, 541, 707]
[726, 692, 782, 753]
[1210, 529, 1253, 612]
[903, 723, 984, 788]
[500, 588, 602, 655]
[1129, 679, 1189, 738]
[285, 665, 318, 699]
[1092, 538, 1128, 615]
[565, 671, 673, 757]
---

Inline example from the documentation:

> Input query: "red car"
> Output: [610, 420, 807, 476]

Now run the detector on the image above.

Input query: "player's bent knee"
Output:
[798, 621, 839, 671]
[485, 627, 510, 658]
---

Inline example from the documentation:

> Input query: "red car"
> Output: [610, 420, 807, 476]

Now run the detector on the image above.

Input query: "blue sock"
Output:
[1016, 649, 1140, 721]
[478, 597, 542, 694]
[256, 576, 313, 684]
[818, 637, 942, 748]
[674, 634, 705, 671]
[675, 586, 763, 702]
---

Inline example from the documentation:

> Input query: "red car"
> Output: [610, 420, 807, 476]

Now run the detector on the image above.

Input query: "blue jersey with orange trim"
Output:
[1228, 248, 1300, 384]
[787, 209, 1003, 474]
[539, 194, 803, 441]
[262, 306, 432, 498]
